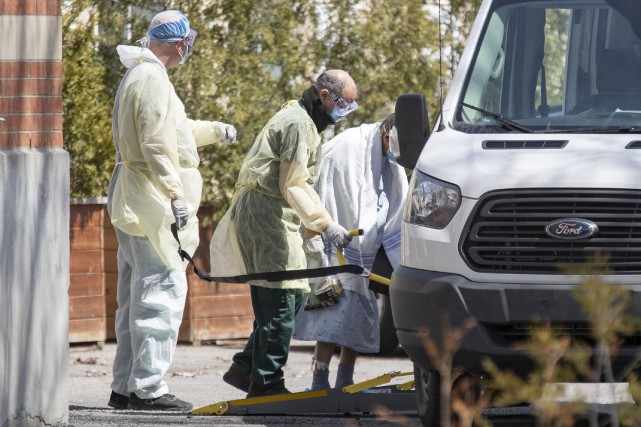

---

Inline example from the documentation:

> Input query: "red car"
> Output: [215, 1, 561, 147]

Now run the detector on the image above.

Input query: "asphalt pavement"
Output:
[67, 339, 420, 426]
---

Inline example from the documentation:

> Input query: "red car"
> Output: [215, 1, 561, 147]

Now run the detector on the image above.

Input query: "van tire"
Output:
[415, 365, 440, 427]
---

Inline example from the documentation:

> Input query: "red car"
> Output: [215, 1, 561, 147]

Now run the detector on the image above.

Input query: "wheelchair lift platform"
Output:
[192, 371, 417, 416]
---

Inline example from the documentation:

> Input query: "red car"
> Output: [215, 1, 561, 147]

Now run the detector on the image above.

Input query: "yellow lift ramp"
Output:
[192, 371, 416, 416]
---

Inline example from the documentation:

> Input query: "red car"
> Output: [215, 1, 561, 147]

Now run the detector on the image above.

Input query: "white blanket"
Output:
[316, 122, 408, 296]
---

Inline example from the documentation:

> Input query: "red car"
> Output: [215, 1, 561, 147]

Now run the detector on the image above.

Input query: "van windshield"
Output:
[454, 0, 641, 133]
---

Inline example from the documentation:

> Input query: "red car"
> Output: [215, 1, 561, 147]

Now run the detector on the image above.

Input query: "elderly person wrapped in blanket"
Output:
[293, 113, 409, 390]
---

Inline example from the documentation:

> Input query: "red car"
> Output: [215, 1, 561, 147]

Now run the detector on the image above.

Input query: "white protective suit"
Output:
[107, 45, 230, 398]
[209, 100, 333, 290]
[293, 122, 408, 352]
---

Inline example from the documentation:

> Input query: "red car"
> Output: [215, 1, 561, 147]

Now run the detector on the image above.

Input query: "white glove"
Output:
[303, 235, 329, 270]
[216, 123, 237, 145]
[171, 198, 189, 230]
[323, 223, 352, 249]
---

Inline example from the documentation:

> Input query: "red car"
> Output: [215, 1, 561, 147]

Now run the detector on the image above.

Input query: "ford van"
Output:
[391, 0, 641, 424]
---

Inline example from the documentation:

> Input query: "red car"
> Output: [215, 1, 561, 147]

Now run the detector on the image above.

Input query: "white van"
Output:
[390, 0, 641, 424]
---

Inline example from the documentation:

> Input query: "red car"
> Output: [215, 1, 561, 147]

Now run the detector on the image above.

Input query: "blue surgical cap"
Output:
[148, 10, 190, 43]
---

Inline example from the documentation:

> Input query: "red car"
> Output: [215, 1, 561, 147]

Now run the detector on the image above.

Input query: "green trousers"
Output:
[231, 285, 304, 388]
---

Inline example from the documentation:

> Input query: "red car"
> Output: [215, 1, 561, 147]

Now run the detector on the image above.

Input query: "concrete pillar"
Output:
[0, 1, 69, 426]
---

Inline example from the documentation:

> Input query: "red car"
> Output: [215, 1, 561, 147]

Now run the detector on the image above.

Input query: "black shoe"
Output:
[128, 393, 193, 411]
[223, 366, 251, 393]
[246, 383, 291, 398]
[107, 391, 129, 410]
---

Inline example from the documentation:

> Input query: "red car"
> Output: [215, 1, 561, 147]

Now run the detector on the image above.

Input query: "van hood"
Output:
[417, 130, 641, 199]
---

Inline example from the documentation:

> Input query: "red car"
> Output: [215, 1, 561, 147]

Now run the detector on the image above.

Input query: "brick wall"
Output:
[0, 0, 63, 148]
[0, 0, 69, 424]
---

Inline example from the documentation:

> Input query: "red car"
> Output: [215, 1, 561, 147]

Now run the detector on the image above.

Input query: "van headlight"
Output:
[404, 171, 461, 229]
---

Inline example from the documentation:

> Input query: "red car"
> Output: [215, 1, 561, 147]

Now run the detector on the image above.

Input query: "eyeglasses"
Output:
[329, 92, 358, 115]
[184, 29, 197, 48]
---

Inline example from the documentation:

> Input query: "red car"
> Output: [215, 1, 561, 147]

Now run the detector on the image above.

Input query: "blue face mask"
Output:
[329, 110, 346, 123]
[327, 92, 358, 123]
[387, 150, 397, 163]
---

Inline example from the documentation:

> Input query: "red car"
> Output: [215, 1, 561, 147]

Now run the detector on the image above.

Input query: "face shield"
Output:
[178, 29, 197, 64]
[184, 29, 197, 48]
[328, 92, 358, 123]
[388, 126, 400, 158]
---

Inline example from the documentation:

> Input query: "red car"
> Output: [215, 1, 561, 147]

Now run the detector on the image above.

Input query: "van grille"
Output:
[460, 189, 641, 273]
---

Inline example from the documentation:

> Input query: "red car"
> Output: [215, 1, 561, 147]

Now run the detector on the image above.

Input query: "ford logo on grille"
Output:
[545, 218, 599, 240]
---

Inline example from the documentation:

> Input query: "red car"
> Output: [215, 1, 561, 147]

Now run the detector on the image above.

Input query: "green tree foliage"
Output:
[321, 1, 441, 128]
[171, 0, 323, 216]
[539, 9, 570, 108]
[449, 0, 483, 36]
[62, 0, 460, 217]
[62, 0, 114, 198]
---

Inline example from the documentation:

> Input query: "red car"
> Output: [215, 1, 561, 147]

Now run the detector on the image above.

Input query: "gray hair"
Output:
[314, 71, 345, 96]
[379, 113, 395, 134]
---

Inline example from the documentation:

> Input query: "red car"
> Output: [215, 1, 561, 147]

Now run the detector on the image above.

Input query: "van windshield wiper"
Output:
[542, 126, 641, 134]
[461, 102, 533, 133]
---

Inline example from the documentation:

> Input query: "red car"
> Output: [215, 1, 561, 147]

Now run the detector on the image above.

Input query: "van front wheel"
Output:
[414, 364, 441, 427]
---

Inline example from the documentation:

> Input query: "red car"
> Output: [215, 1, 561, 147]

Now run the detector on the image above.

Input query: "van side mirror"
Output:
[394, 93, 430, 170]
